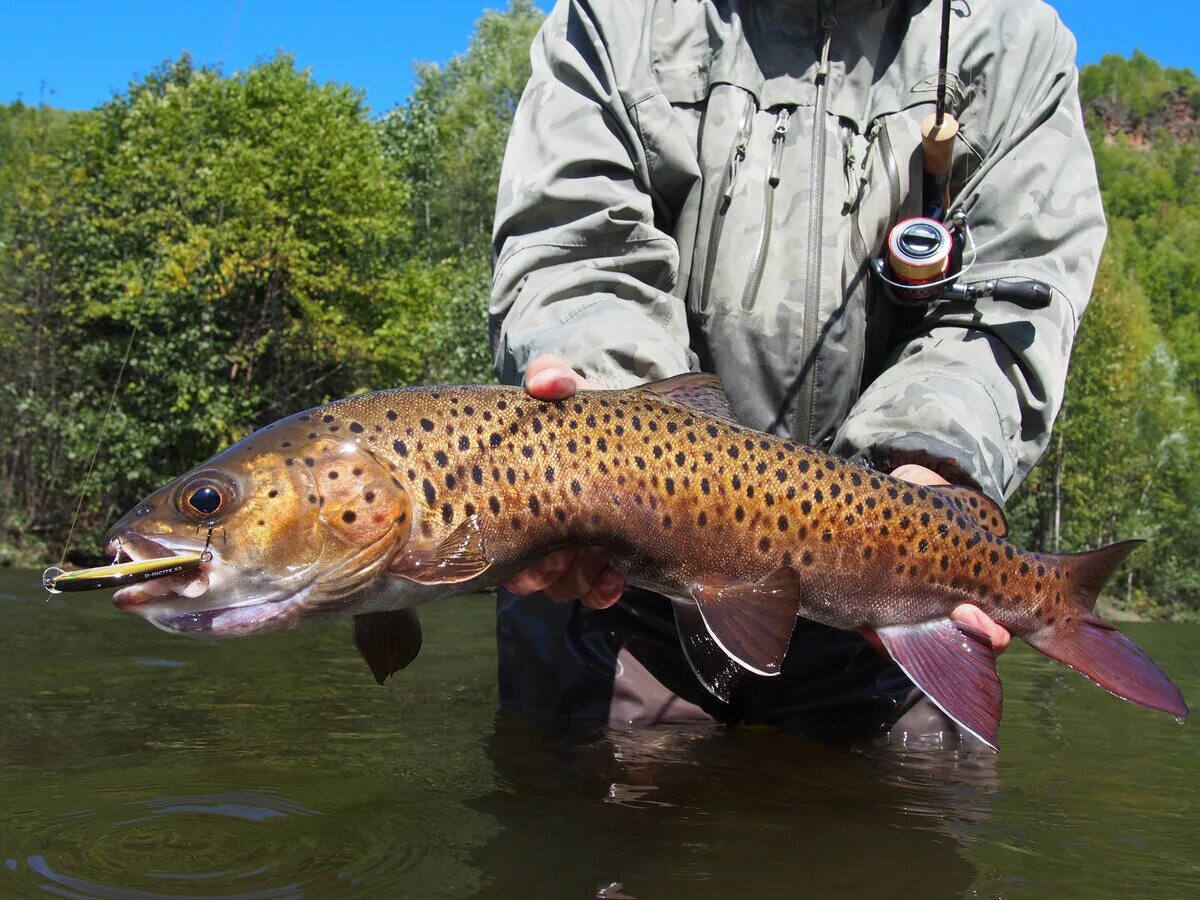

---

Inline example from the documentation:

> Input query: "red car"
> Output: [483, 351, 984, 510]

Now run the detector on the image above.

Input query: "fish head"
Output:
[104, 412, 412, 637]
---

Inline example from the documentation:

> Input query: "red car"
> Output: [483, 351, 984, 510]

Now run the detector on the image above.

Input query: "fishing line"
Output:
[53, 1, 243, 566]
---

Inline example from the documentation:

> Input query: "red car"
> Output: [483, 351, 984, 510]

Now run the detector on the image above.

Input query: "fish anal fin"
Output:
[672, 600, 743, 703]
[876, 618, 1003, 750]
[930, 484, 1009, 537]
[390, 516, 492, 585]
[640, 373, 739, 424]
[353, 609, 422, 684]
[691, 567, 802, 676]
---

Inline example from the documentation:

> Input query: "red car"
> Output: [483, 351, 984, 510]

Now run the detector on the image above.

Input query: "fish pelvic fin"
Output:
[640, 373, 739, 424]
[876, 619, 1002, 751]
[691, 567, 802, 677]
[1024, 540, 1186, 720]
[353, 609, 422, 685]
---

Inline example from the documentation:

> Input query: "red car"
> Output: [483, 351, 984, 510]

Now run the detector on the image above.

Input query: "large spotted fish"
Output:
[105, 376, 1187, 748]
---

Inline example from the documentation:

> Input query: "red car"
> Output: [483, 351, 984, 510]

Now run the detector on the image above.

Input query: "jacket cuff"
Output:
[829, 372, 1018, 502]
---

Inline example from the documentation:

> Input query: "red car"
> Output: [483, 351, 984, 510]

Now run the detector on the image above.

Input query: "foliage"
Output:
[2, 13, 1199, 624]
[1007, 53, 1200, 618]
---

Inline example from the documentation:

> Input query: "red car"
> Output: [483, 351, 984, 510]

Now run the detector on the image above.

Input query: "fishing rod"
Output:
[870, 0, 1052, 311]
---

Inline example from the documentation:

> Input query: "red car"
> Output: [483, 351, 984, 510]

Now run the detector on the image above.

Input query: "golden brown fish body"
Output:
[105, 377, 1187, 748]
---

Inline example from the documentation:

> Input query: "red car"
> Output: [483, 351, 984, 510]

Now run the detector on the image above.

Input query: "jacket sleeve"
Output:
[488, 0, 696, 389]
[831, 11, 1106, 502]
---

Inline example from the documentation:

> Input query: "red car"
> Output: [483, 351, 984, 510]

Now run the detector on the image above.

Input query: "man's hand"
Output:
[502, 355, 626, 609]
[864, 464, 1012, 655]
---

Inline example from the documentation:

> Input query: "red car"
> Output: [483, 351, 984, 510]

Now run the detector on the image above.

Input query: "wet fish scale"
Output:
[293, 385, 1055, 635]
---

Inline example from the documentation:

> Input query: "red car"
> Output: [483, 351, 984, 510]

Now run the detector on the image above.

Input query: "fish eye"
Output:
[180, 482, 227, 519]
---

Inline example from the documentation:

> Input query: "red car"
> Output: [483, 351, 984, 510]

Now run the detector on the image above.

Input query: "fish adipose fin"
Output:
[673, 600, 744, 703]
[640, 373, 739, 424]
[353, 609, 422, 684]
[876, 619, 1003, 750]
[1026, 540, 1187, 720]
[690, 567, 802, 677]
[390, 516, 492, 585]
[930, 484, 1009, 537]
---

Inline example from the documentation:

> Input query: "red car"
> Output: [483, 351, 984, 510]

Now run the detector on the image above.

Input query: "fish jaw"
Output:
[108, 531, 318, 638]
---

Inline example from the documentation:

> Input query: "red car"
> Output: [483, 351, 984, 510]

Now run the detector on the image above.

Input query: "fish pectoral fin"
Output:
[673, 599, 744, 703]
[876, 619, 1002, 751]
[390, 515, 492, 585]
[353, 609, 422, 685]
[690, 567, 802, 676]
[929, 484, 1009, 537]
[639, 373, 739, 424]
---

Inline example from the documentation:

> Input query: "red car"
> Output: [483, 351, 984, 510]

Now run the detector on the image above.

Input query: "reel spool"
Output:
[883, 217, 955, 303]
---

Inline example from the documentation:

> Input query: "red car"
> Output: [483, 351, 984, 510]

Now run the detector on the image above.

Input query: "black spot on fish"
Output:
[920, 512, 930, 526]
[727, 446, 739, 459]
[343, 511, 356, 524]
[304, 457, 315, 467]
[458, 435, 470, 452]
[759, 537, 771, 552]
[735, 506, 745, 522]
[973, 561, 984, 577]
[570, 480, 582, 496]
[801, 500, 812, 515]
[700, 478, 710, 495]
[445, 473, 457, 489]
[365, 491, 375, 503]
[506, 468, 517, 485]
[435, 450, 449, 468]
[778, 515, 789, 532]
[521, 446, 534, 459]
[420, 419, 434, 432]
[802, 551, 815, 566]
[597, 438, 607, 452]
[472, 466, 484, 486]
[799, 460, 810, 473]
[350, 422, 364, 434]
[528, 496, 540, 516]
[489, 496, 501, 515]
[323, 415, 335, 423]
[706, 424, 719, 437]
[662, 514, 672, 529]
[328, 471, 338, 480]
[423, 480, 436, 504]
[698, 511, 708, 526]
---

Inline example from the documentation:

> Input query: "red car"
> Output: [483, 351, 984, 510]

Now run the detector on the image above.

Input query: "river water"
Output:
[1, 569, 1197, 898]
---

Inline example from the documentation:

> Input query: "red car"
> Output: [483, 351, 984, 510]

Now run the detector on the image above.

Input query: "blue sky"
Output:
[1, 1, 1195, 114]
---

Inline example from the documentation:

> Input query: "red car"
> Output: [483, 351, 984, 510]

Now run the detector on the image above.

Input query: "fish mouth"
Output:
[109, 532, 310, 637]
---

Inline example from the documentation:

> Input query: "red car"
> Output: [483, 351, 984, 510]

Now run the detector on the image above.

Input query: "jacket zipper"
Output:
[876, 118, 901, 217]
[797, 5, 837, 446]
[698, 91, 755, 314]
[740, 107, 792, 311]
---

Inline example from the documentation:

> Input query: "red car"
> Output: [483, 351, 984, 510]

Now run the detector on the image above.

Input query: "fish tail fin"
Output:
[1024, 540, 1187, 721]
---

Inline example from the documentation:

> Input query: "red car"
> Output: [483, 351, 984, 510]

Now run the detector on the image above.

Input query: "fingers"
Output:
[503, 548, 576, 596]
[581, 568, 625, 610]
[951, 603, 1012, 654]
[890, 463, 950, 487]
[543, 545, 609, 603]
[523, 354, 590, 400]
[502, 546, 625, 609]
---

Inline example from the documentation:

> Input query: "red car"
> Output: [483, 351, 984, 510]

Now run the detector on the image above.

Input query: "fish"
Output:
[103, 375, 1187, 748]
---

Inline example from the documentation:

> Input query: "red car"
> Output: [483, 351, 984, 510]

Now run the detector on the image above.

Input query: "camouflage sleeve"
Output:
[831, 11, 1105, 502]
[488, 0, 696, 389]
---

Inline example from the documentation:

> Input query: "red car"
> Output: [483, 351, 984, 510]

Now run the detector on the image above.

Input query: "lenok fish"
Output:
[102, 376, 1187, 748]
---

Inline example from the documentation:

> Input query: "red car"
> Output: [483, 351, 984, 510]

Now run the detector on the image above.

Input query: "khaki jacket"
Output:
[490, 0, 1105, 503]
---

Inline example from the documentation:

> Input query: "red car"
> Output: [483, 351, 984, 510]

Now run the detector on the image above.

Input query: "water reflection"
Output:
[467, 714, 999, 898]
[1, 574, 1197, 899]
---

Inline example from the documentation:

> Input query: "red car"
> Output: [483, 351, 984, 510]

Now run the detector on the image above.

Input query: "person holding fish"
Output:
[489, 0, 1108, 742]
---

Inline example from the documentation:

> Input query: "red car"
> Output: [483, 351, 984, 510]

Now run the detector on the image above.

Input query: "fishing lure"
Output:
[43, 553, 203, 594]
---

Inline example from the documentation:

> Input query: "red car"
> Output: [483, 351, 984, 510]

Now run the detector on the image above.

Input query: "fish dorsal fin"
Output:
[390, 516, 492, 584]
[353, 609, 423, 684]
[690, 567, 802, 677]
[876, 618, 1002, 751]
[640, 373, 739, 424]
[672, 599, 744, 703]
[931, 484, 1009, 537]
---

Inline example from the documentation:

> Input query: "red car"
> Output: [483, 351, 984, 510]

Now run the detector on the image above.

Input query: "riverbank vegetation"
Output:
[1, 6, 1196, 618]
